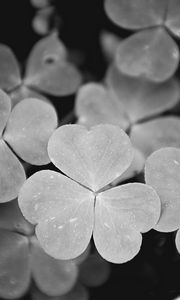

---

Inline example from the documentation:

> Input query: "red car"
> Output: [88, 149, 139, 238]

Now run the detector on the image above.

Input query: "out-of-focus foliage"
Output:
[114, 27, 179, 82]
[0, 33, 82, 106]
[145, 147, 180, 233]
[144, 147, 180, 256]
[0, 201, 79, 299]
[0, 89, 58, 203]
[31, 284, 89, 300]
[106, 64, 180, 123]
[105, 0, 180, 38]
[75, 82, 129, 130]
[104, 0, 180, 82]
[75, 64, 180, 176]
[130, 117, 180, 159]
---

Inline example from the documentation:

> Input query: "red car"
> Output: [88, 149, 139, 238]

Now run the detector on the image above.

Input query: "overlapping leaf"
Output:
[106, 65, 180, 123]
[24, 33, 82, 96]
[0, 139, 26, 203]
[9, 85, 50, 108]
[31, 283, 89, 300]
[104, 0, 167, 30]
[104, 0, 180, 39]
[145, 147, 180, 232]
[0, 34, 81, 103]
[18, 124, 160, 263]
[79, 253, 110, 287]
[75, 83, 130, 130]
[115, 27, 179, 82]
[130, 117, 180, 159]
[0, 89, 11, 136]
[94, 183, 160, 263]
[0, 230, 30, 299]
[31, 238, 78, 296]
[4, 98, 58, 165]
[0, 201, 79, 298]
[0, 45, 21, 92]
[0, 90, 58, 202]
[164, 0, 180, 38]
[0, 200, 34, 236]
[111, 148, 145, 186]
[100, 31, 122, 62]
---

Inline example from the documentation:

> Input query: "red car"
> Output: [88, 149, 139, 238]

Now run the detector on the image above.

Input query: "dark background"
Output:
[0, 1, 180, 299]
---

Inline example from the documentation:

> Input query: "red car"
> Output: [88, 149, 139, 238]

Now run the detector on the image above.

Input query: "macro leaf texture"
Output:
[0, 44, 21, 92]
[75, 83, 130, 130]
[47, 124, 133, 191]
[94, 183, 160, 263]
[145, 147, 180, 232]
[130, 117, 180, 159]
[18, 124, 160, 263]
[106, 65, 180, 123]
[104, 0, 167, 30]
[24, 33, 82, 96]
[4, 98, 58, 165]
[115, 27, 179, 82]
[0, 229, 31, 299]
[111, 148, 145, 186]
[18, 170, 94, 259]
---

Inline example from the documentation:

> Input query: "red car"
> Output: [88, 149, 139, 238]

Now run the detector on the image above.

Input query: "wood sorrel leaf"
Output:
[94, 183, 160, 263]
[79, 253, 110, 287]
[111, 148, 145, 186]
[4, 98, 58, 165]
[106, 65, 180, 123]
[18, 170, 94, 259]
[130, 117, 180, 159]
[0, 139, 26, 203]
[145, 147, 180, 232]
[0, 89, 11, 136]
[31, 283, 89, 300]
[9, 85, 50, 108]
[48, 124, 134, 192]
[24, 33, 82, 96]
[115, 27, 179, 83]
[165, 0, 180, 38]
[104, 0, 167, 30]
[31, 238, 78, 296]
[0, 200, 34, 236]
[0, 230, 30, 299]
[75, 83, 130, 131]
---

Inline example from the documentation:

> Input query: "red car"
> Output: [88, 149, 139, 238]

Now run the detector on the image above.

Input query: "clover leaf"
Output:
[104, 0, 180, 82]
[18, 124, 160, 263]
[0, 90, 57, 203]
[0, 201, 78, 299]
[130, 117, 180, 159]
[114, 27, 179, 83]
[0, 33, 82, 104]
